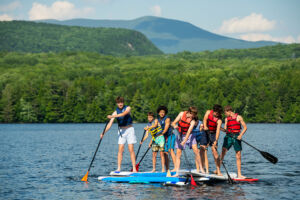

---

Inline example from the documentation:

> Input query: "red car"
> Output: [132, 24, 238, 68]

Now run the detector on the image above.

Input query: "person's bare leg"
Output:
[192, 145, 203, 173]
[211, 146, 222, 176]
[160, 151, 165, 172]
[170, 149, 176, 171]
[128, 144, 136, 172]
[117, 144, 125, 171]
[172, 149, 182, 176]
[200, 146, 209, 173]
[236, 151, 246, 178]
[151, 151, 157, 172]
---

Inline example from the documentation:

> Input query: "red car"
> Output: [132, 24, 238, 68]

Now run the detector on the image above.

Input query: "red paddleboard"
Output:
[233, 177, 259, 182]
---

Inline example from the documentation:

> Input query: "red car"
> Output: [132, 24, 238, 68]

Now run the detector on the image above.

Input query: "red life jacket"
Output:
[207, 110, 219, 132]
[227, 113, 241, 133]
[178, 111, 192, 134]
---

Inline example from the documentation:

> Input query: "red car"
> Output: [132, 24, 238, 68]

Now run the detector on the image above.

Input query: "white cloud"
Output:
[150, 5, 162, 17]
[0, 14, 13, 21]
[219, 13, 276, 34]
[29, 1, 94, 20]
[240, 33, 298, 44]
[0, 1, 21, 12]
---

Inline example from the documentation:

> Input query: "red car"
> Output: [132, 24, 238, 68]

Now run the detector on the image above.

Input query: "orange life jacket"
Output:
[227, 113, 241, 133]
[178, 111, 192, 134]
[207, 110, 219, 132]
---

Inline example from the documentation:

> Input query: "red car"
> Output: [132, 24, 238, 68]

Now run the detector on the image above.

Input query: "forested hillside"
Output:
[0, 44, 299, 123]
[0, 21, 162, 56]
[40, 16, 277, 53]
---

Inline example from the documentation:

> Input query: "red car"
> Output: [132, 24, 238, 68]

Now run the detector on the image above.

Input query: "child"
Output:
[142, 112, 166, 172]
[203, 104, 223, 176]
[220, 105, 247, 178]
[102, 96, 137, 172]
[171, 107, 201, 176]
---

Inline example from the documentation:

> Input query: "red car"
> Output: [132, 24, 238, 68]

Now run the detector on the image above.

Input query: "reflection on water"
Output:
[0, 123, 300, 199]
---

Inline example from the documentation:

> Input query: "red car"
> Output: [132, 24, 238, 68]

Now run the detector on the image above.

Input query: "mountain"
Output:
[0, 21, 163, 56]
[39, 16, 278, 53]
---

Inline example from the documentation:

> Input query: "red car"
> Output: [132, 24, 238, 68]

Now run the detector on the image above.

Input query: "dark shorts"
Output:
[198, 131, 217, 147]
[222, 134, 242, 152]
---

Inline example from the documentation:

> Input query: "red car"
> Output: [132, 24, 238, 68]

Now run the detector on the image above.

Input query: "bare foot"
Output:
[150, 169, 156, 173]
[132, 169, 137, 172]
[237, 175, 246, 179]
[161, 169, 166, 172]
[200, 169, 205, 174]
[170, 169, 176, 172]
[217, 172, 223, 176]
[213, 170, 217, 174]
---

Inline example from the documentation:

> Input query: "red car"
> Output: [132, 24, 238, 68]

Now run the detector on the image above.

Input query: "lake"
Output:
[0, 123, 299, 199]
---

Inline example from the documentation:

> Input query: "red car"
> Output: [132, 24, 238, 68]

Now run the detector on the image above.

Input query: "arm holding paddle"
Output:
[171, 111, 184, 129]
[220, 126, 278, 164]
[107, 106, 131, 119]
[100, 111, 116, 139]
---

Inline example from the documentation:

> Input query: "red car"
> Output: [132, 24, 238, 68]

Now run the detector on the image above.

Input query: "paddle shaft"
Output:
[86, 121, 109, 172]
[221, 127, 278, 164]
[206, 130, 233, 184]
[137, 146, 151, 165]
[135, 130, 147, 160]
[178, 130, 197, 186]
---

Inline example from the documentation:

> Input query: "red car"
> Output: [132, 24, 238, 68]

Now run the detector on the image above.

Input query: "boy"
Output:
[171, 107, 201, 176]
[220, 105, 247, 178]
[101, 96, 137, 172]
[203, 104, 223, 176]
[157, 106, 175, 171]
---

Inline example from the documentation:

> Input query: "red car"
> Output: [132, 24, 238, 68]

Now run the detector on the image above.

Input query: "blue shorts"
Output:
[164, 133, 175, 152]
[199, 132, 217, 146]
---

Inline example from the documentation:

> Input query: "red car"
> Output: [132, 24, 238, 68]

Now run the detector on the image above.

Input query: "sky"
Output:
[0, 0, 299, 43]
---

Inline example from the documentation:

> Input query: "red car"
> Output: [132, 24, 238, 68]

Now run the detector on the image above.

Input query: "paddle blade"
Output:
[135, 163, 140, 172]
[190, 175, 197, 186]
[261, 151, 278, 164]
[81, 171, 89, 182]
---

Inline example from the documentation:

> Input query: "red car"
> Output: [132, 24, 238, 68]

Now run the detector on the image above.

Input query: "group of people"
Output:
[102, 96, 247, 179]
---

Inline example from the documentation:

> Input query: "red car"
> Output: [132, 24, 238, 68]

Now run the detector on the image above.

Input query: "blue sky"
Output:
[0, 0, 299, 43]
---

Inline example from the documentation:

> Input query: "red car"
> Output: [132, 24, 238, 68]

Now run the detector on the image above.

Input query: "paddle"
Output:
[182, 149, 197, 186]
[206, 130, 234, 184]
[220, 128, 278, 164]
[177, 129, 197, 186]
[135, 130, 147, 160]
[81, 121, 109, 182]
[134, 146, 151, 172]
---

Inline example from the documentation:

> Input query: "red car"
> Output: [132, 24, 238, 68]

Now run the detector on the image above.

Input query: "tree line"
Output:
[0, 44, 299, 123]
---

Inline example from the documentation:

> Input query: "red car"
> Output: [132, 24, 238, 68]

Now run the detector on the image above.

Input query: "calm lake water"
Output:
[0, 123, 299, 199]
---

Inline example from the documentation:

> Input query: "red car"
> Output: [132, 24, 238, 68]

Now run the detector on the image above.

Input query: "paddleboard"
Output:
[98, 176, 187, 183]
[109, 171, 177, 177]
[183, 169, 238, 181]
[232, 177, 259, 182]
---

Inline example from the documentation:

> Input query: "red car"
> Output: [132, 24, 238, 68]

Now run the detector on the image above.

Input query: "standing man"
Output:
[220, 105, 247, 179]
[203, 104, 223, 176]
[101, 96, 137, 172]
